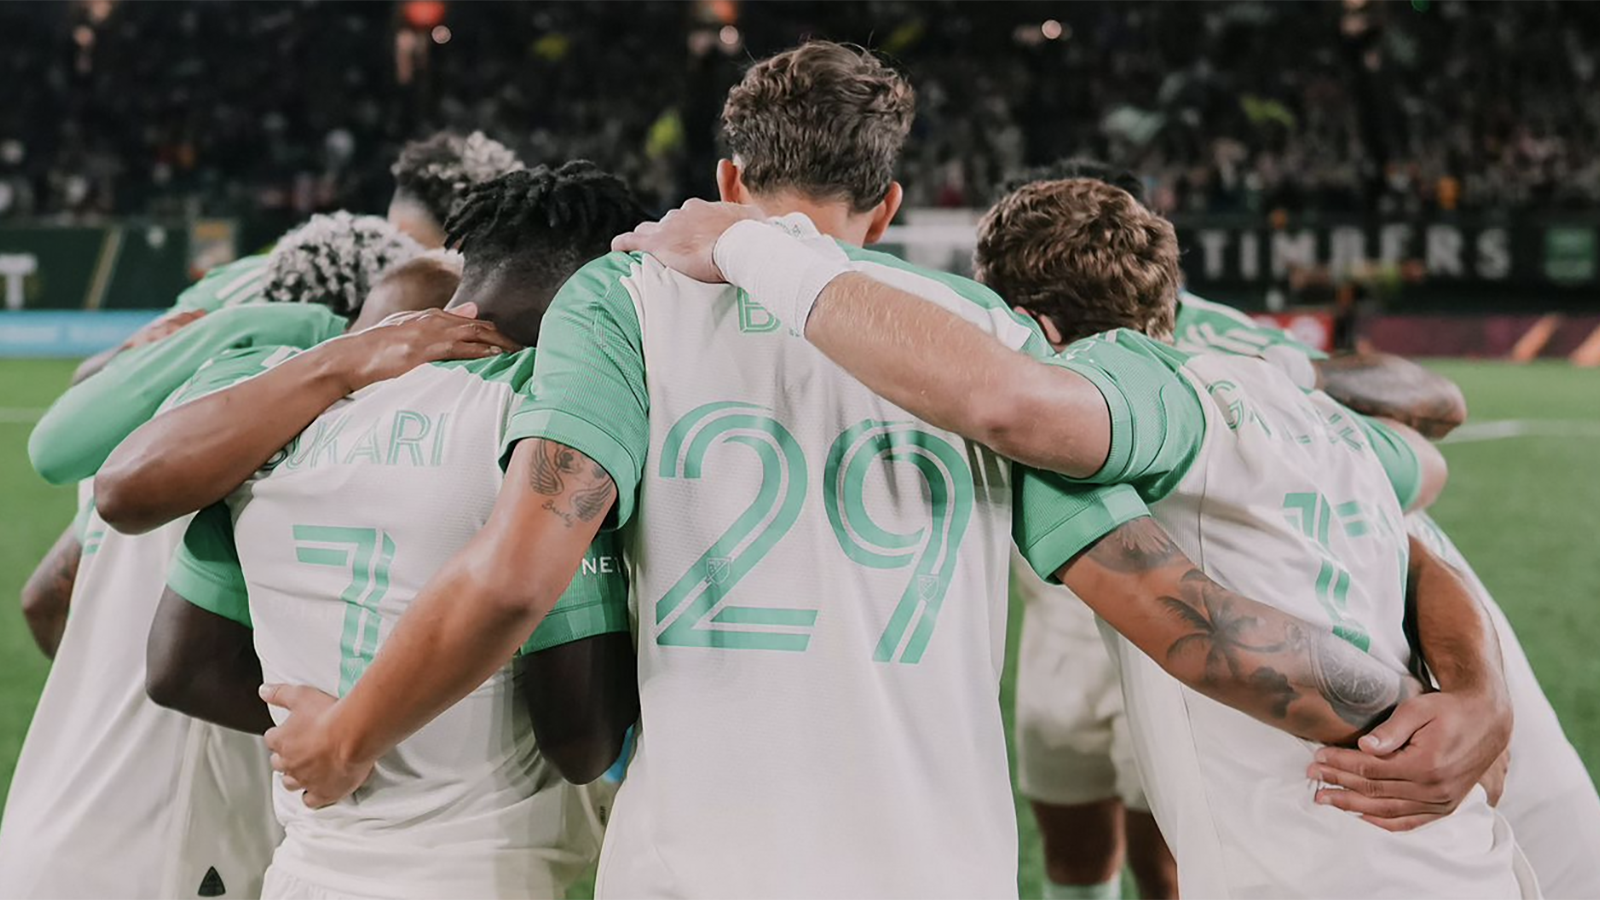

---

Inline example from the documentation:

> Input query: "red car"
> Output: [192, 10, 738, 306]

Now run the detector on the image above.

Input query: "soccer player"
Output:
[30, 212, 423, 488]
[96, 163, 645, 900]
[618, 179, 1528, 896]
[64, 130, 520, 386]
[387, 130, 524, 248]
[1039, 157, 1600, 897]
[0, 249, 460, 900]
[261, 43, 1467, 899]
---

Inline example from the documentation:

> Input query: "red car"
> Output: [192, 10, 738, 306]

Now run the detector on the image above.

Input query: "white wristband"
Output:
[713, 219, 850, 335]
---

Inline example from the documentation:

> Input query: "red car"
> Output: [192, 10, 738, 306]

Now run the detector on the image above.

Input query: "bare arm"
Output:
[805, 273, 1113, 477]
[611, 202, 1112, 476]
[145, 587, 273, 735]
[1315, 354, 1467, 440]
[20, 526, 81, 658]
[1308, 536, 1512, 829]
[1059, 517, 1425, 746]
[522, 633, 638, 784]
[261, 438, 617, 807]
[71, 309, 208, 385]
[96, 309, 518, 535]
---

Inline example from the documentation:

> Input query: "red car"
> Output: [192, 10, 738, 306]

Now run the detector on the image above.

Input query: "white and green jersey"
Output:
[168, 346, 630, 899]
[0, 483, 279, 899]
[171, 253, 271, 313]
[1178, 296, 1600, 897]
[1016, 331, 1526, 897]
[509, 217, 1146, 899]
[29, 302, 346, 485]
[1173, 291, 1325, 390]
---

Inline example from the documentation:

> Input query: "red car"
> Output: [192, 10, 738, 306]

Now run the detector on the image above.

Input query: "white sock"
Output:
[1041, 873, 1121, 900]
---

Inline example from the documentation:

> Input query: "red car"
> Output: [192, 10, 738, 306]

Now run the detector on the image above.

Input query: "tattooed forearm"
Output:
[1082, 517, 1184, 573]
[1062, 518, 1420, 746]
[523, 439, 617, 529]
[1308, 632, 1415, 727]
[21, 527, 81, 658]
[1157, 568, 1411, 741]
[1314, 353, 1467, 439]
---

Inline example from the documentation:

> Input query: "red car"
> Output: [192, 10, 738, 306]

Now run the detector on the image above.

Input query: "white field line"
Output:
[1441, 419, 1600, 445]
[0, 408, 44, 424]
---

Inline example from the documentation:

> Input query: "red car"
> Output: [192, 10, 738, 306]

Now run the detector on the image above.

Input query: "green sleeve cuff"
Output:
[1016, 481, 1152, 583]
[1355, 415, 1422, 509]
[501, 407, 642, 530]
[1053, 358, 1136, 483]
[167, 549, 252, 628]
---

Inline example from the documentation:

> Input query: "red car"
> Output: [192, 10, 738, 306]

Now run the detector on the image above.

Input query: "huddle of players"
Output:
[5, 37, 1598, 900]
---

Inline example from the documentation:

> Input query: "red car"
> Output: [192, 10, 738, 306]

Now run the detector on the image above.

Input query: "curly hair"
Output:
[721, 41, 914, 212]
[391, 131, 524, 226]
[444, 160, 647, 284]
[975, 179, 1180, 344]
[260, 212, 424, 316]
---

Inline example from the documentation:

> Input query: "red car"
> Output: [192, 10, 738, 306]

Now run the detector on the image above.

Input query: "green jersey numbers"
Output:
[826, 421, 974, 664]
[292, 525, 396, 693]
[655, 403, 812, 652]
[1279, 492, 1374, 651]
[654, 403, 974, 663]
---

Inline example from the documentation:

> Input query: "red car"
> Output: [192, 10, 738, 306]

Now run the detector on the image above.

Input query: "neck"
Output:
[747, 191, 872, 246]
[449, 268, 549, 347]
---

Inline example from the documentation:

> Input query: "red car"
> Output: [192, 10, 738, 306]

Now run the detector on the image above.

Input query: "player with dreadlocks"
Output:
[93, 162, 647, 900]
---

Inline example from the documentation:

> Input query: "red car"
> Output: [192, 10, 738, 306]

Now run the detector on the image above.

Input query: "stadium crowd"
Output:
[3, 1, 1599, 219]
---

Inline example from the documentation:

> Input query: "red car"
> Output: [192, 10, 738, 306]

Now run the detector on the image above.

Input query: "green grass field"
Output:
[0, 357, 1595, 897]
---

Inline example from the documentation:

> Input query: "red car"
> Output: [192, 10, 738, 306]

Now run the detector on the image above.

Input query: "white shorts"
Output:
[1012, 552, 1146, 811]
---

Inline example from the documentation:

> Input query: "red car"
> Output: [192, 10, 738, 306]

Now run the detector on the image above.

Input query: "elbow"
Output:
[94, 440, 180, 535]
[540, 731, 628, 785]
[144, 659, 192, 713]
[27, 424, 79, 486]
[964, 387, 1038, 464]
[1422, 380, 1468, 439]
[93, 466, 161, 535]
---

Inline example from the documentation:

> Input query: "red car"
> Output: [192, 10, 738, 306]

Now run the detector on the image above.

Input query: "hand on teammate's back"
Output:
[611, 198, 763, 283]
[1306, 689, 1513, 831]
[312, 304, 521, 395]
[260, 683, 372, 809]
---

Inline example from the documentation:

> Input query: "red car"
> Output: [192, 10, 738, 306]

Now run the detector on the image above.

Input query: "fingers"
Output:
[452, 301, 479, 319]
[302, 791, 338, 810]
[1314, 787, 1454, 820]
[612, 222, 661, 253]
[281, 773, 304, 793]
[1359, 694, 1441, 755]
[1308, 762, 1452, 804]
[259, 683, 288, 710]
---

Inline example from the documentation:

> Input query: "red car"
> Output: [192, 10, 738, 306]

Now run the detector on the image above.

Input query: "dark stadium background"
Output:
[0, 3, 1595, 897]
